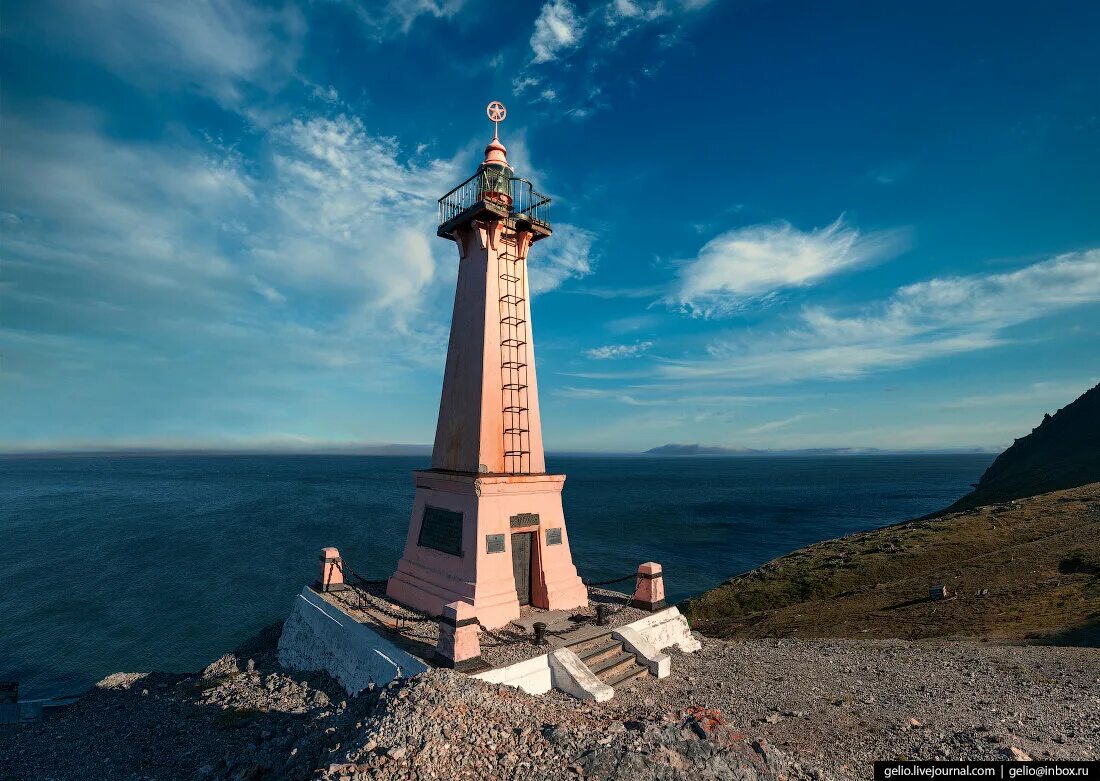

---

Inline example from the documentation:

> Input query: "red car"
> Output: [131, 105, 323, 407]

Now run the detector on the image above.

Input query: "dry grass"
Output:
[683, 483, 1100, 645]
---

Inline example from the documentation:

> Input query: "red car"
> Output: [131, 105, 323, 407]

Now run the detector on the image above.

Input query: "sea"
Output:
[0, 453, 992, 700]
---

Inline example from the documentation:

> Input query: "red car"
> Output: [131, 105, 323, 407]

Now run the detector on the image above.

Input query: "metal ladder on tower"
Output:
[498, 229, 530, 474]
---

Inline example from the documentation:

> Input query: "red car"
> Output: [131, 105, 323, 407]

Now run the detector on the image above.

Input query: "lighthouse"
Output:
[386, 102, 589, 628]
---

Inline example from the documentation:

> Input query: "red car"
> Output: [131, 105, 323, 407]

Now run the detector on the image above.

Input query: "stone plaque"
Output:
[417, 506, 463, 557]
[485, 533, 505, 553]
[510, 512, 539, 528]
[545, 527, 562, 546]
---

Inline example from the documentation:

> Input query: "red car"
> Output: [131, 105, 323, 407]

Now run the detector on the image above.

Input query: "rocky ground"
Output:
[3, 624, 1096, 781]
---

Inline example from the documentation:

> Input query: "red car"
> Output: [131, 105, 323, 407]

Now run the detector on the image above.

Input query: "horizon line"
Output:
[0, 443, 1002, 458]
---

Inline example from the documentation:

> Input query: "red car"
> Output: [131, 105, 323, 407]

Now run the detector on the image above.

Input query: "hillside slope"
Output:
[683, 483, 1100, 644]
[945, 382, 1100, 512]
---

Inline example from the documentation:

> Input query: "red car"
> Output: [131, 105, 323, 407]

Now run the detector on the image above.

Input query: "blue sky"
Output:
[1, 0, 1098, 453]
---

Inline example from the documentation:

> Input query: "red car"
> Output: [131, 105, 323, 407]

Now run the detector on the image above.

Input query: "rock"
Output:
[1003, 746, 1033, 761]
[764, 713, 782, 724]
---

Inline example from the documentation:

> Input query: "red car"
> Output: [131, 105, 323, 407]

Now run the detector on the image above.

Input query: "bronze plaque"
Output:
[418, 506, 463, 556]
[485, 533, 505, 553]
[545, 527, 562, 546]
[510, 512, 539, 528]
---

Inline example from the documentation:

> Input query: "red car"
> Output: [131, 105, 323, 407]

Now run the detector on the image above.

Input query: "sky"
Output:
[1, 0, 1098, 454]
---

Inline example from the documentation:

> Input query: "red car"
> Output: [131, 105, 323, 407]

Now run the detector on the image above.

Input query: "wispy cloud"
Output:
[559, 386, 666, 406]
[743, 413, 814, 435]
[528, 223, 595, 294]
[253, 113, 461, 316]
[517, 0, 712, 116]
[340, 0, 468, 34]
[584, 341, 654, 359]
[661, 249, 1100, 382]
[0, 99, 460, 446]
[671, 217, 907, 317]
[530, 0, 585, 63]
[932, 380, 1100, 410]
[29, 0, 306, 108]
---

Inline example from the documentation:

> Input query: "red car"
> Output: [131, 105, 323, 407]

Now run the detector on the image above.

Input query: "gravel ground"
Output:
[2, 626, 1095, 781]
[605, 637, 1100, 773]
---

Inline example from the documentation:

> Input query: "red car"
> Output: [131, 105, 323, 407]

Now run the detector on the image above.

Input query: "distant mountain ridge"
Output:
[944, 381, 1100, 511]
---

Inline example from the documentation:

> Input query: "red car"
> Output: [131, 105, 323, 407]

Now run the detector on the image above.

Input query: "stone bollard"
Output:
[435, 601, 483, 672]
[631, 562, 667, 612]
[532, 622, 548, 645]
[316, 547, 347, 593]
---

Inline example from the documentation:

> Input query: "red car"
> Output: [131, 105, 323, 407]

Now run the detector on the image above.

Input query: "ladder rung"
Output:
[501, 338, 527, 347]
[504, 428, 529, 435]
[502, 383, 528, 391]
[499, 273, 521, 283]
[500, 316, 526, 326]
[504, 450, 530, 456]
[502, 361, 527, 369]
[499, 294, 526, 305]
[503, 405, 528, 413]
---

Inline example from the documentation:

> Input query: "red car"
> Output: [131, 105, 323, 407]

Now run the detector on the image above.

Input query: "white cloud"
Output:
[336, 0, 468, 35]
[252, 113, 460, 316]
[559, 386, 666, 406]
[584, 341, 654, 359]
[0, 100, 468, 447]
[530, 0, 585, 63]
[527, 223, 595, 294]
[933, 380, 1100, 410]
[743, 413, 813, 435]
[660, 249, 1100, 383]
[33, 0, 305, 107]
[606, 0, 668, 27]
[672, 218, 906, 317]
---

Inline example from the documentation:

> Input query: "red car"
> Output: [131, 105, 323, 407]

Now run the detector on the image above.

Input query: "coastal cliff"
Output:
[944, 382, 1100, 512]
[683, 483, 1100, 644]
[682, 383, 1100, 646]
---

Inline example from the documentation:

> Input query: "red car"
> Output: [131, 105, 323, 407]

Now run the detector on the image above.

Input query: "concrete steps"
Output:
[569, 630, 652, 690]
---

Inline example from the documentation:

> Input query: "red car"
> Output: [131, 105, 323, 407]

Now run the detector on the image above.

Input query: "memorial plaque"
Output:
[485, 533, 505, 553]
[545, 527, 562, 546]
[510, 512, 539, 528]
[417, 506, 463, 556]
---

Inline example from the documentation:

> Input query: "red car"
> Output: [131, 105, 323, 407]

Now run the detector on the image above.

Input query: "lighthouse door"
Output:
[510, 532, 533, 605]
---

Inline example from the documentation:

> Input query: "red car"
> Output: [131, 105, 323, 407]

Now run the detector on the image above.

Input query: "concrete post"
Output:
[316, 547, 346, 593]
[631, 561, 667, 612]
[435, 601, 483, 672]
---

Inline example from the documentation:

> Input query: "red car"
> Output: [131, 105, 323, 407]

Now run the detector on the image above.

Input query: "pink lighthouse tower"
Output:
[386, 102, 588, 628]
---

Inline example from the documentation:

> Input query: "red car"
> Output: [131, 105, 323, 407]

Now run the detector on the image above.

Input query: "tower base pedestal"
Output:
[387, 470, 587, 629]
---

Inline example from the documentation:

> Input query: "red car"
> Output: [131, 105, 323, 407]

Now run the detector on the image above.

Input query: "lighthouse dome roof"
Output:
[482, 136, 510, 169]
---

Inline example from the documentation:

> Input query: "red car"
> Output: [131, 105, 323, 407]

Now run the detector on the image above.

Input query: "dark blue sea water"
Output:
[0, 453, 991, 699]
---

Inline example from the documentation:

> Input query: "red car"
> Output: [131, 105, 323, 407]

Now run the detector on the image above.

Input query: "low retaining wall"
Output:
[278, 587, 699, 699]
[278, 587, 429, 695]
[473, 654, 551, 695]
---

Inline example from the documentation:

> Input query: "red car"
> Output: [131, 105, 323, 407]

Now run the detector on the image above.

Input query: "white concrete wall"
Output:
[473, 654, 552, 695]
[277, 590, 698, 701]
[548, 648, 614, 702]
[277, 587, 429, 695]
[621, 607, 702, 654]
